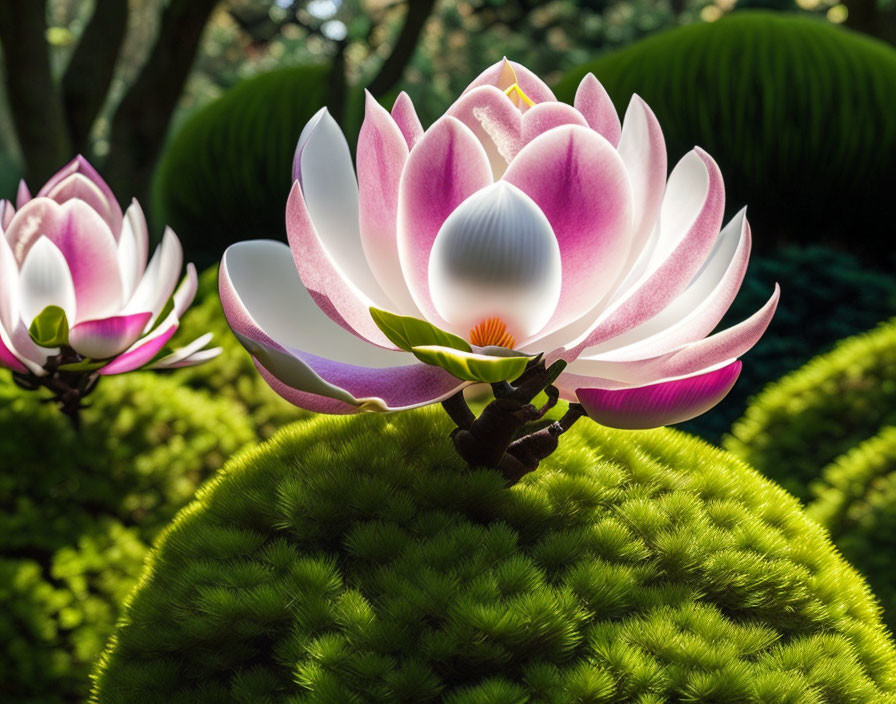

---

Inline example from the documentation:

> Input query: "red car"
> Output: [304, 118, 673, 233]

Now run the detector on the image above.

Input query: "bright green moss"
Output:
[0, 372, 255, 703]
[555, 12, 896, 260]
[92, 408, 896, 703]
[168, 265, 306, 439]
[808, 426, 896, 632]
[725, 318, 896, 499]
[152, 66, 329, 263]
[680, 246, 896, 442]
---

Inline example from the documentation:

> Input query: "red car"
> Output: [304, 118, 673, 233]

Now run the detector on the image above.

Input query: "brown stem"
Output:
[441, 390, 474, 430]
[502, 403, 587, 484]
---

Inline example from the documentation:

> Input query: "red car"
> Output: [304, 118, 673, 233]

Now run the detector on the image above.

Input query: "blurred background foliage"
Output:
[3, 1, 896, 700]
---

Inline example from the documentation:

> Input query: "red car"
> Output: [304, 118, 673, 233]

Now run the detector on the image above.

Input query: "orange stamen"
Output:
[469, 317, 516, 349]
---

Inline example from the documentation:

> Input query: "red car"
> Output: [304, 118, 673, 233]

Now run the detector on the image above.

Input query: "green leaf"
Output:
[370, 308, 471, 353]
[28, 305, 69, 347]
[411, 345, 532, 383]
[58, 359, 107, 372]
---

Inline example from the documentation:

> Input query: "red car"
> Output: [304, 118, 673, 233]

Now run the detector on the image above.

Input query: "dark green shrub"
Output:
[168, 265, 306, 439]
[808, 427, 896, 632]
[555, 11, 896, 261]
[680, 246, 896, 442]
[724, 318, 896, 499]
[0, 372, 254, 703]
[152, 66, 330, 264]
[92, 408, 896, 703]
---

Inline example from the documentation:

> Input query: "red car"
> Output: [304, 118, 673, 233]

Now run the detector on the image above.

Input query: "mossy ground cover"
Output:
[725, 317, 896, 500]
[0, 372, 255, 703]
[168, 265, 306, 439]
[808, 427, 896, 633]
[93, 408, 896, 703]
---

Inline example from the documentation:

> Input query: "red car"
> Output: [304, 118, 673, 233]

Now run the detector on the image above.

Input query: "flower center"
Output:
[469, 317, 516, 349]
[504, 82, 535, 109]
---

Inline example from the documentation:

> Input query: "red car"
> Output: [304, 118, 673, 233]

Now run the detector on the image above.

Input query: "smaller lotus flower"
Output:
[0, 156, 220, 425]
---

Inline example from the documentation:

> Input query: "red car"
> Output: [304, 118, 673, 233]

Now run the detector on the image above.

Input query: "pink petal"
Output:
[574, 73, 621, 147]
[520, 102, 589, 148]
[446, 85, 523, 177]
[16, 179, 31, 209]
[463, 58, 556, 104]
[397, 117, 493, 324]
[287, 183, 397, 348]
[292, 107, 326, 184]
[36, 155, 122, 236]
[0, 326, 27, 372]
[575, 361, 742, 429]
[503, 125, 633, 335]
[391, 91, 424, 149]
[0, 235, 48, 372]
[98, 315, 177, 375]
[357, 92, 419, 314]
[0, 200, 14, 230]
[69, 312, 153, 359]
[560, 148, 725, 362]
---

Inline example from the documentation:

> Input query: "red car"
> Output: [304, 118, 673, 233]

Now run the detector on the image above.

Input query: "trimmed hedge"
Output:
[725, 318, 896, 499]
[168, 265, 305, 439]
[0, 372, 254, 703]
[808, 427, 896, 632]
[680, 246, 896, 441]
[152, 66, 330, 264]
[555, 11, 896, 260]
[92, 408, 896, 703]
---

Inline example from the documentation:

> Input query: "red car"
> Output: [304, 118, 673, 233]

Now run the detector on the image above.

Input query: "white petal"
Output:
[172, 263, 198, 318]
[0, 235, 49, 372]
[298, 108, 390, 308]
[18, 236, 76, 324]
[428, 181, 561, 341]
[145, 331, 215, 369]
[124, 227, 183, 327]
[117, 200, 149, 301]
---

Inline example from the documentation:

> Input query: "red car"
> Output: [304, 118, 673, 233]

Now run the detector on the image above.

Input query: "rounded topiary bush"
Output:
[0, 372, 254, 703]
[168, 264, 305, 439]
[554, 11, 896, 260]
[680, 246, 896, 442]
[152, 65, 330, 263]
[808, 427, 896, 632]
[724, 318, 896, 499]
[92, 408, 896, 703]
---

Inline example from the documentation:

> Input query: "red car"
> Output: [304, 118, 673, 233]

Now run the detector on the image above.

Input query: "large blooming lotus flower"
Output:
[0, 156, 220, 421]
[221, 59, 778, 466]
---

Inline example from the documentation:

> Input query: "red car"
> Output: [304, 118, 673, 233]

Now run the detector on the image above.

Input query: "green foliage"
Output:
[152, 66, 330, 264]
[680, 246, 896, 441]
[725, 318, 896, 499]
[370, 307, 472, 354]
[168, 264, 306, 439]
[555, 11, 896, 260]
[808, 427, 896, 632]
[0, 371, 254, 703]
[92, 408, 896, 703]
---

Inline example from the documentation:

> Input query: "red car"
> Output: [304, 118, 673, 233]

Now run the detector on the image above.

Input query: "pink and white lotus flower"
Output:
[0, 157, 219, 417]
[220, 59, 779, 431]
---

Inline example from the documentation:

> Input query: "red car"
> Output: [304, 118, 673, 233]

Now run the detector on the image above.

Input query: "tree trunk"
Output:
[103, 0, 219, 212]
[61, 0, 129, 155]
[0, 0, 71, 184]
[367, 0, 439, 98]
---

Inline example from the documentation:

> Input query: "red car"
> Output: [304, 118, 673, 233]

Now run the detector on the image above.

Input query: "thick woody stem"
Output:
[12, 349, 101, 432]
[501, 403, 587, 484]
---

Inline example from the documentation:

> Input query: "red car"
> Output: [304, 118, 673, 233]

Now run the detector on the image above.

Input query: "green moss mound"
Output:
[152, 66, 330, 264]
[808, 427, 896, 632]
[92, 409, 896, 703]
[555, 11, 896, 260]
[0, 372, 254, 703]
[680, 246, 896, 441]
[725, 318, 896, 499]
[168, 264, 305, 439]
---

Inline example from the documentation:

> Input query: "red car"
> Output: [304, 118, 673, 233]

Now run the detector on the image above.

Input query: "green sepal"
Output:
[370, 308, 471, 353]
[411, 345, 532, 383]
[28, 305, 70, 347]
[58, 359, 107, 372]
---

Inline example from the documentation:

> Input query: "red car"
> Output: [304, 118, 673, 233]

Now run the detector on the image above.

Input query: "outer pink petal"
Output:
[0, 200, 13, 230]
[69, 312, 153, 359]
[463, 58, 555, 104]
[520, 102, 589, 149]
[446, 85, 523, 177]
[254, 360, 357, 415]
[391, 91, 424, 149]
[503, 125, 633, 335]
[0, 326, 27, 372]
[397, 117, 493, 324]
[36, 155, 122, 235]
[16, 180, 31, 209]
[574, 73, 621, 147]
[357, 92, 418, 314]
[559, 148, 725, 362]
[575, 361, 742, 429]
[98, 316, 177, 375]
[287, 182, 397, 348]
